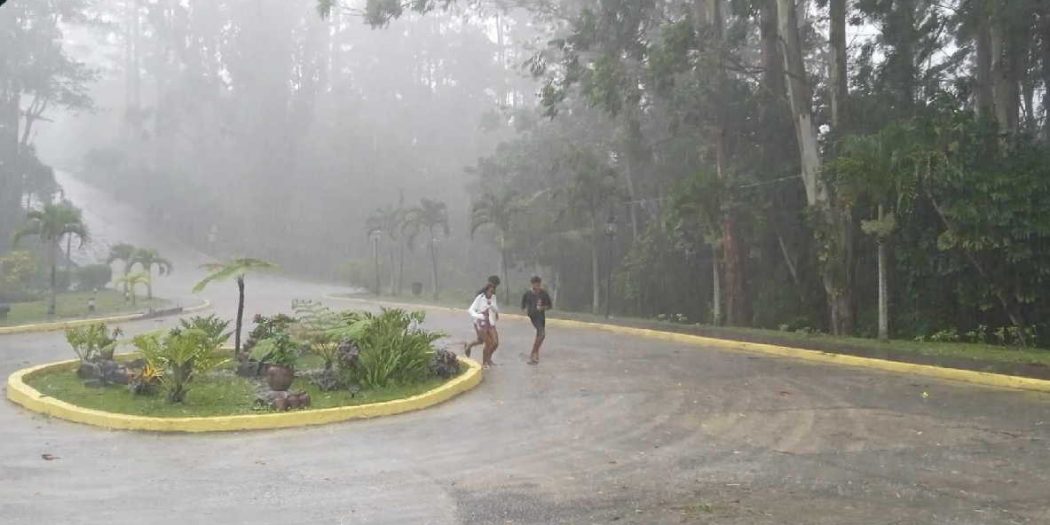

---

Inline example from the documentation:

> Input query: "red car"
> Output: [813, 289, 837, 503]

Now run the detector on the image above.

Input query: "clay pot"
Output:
[266, 365, 294, 391]
[273, 396, 288, 411]
[299, 393, 311, 408]
[287, 394, 302, 409]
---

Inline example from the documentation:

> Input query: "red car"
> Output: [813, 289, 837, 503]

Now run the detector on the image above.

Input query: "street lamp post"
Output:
[604, 213, 617, 319]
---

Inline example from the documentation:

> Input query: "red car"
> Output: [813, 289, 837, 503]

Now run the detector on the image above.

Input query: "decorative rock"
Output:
[255, 389, 312, 411]
[77, 360, 130, 386]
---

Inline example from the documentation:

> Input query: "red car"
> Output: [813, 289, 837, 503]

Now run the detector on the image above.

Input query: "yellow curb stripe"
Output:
[6, 355, 482, 432]
[325, 294, 1050, 394]
[0, 300, 211, 335]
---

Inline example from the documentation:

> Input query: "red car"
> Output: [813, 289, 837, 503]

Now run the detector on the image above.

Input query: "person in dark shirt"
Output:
[521, 276, 552, 365]
[465, 275, 501, 359]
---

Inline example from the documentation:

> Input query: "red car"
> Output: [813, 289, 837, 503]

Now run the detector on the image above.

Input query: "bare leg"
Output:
[489, 328, 500, 364]
[529, 333, 545, 364]
[464, 327, 484, 357]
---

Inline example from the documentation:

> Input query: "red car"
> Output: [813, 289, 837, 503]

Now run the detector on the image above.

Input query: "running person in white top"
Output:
[467, 281, 500, 368]
[464, 275, 500, 358]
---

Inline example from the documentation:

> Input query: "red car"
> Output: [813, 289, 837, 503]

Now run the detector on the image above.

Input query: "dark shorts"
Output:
[529, 314, 546, 337]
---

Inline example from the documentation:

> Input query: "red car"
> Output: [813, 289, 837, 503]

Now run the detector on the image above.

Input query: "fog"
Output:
[4, 0, 1050, 344]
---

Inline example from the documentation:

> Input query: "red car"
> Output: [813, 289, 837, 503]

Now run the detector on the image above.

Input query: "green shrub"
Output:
[134, 328, 229, 403]
[341, 308, 444, 389]
[178, 314, 232, 349]
[248, 331, 302, 369]
[75, 264, 113, 291]
[65, 323, 123, 362]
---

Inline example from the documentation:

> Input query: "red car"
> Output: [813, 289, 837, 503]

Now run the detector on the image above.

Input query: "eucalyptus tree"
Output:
[0, 0, 94, 250]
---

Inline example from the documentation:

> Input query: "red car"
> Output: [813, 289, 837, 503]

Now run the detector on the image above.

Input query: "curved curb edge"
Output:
[6, 354, 482, 433]
[325, 294, 1050, 395]
[0, 300, 211, 336]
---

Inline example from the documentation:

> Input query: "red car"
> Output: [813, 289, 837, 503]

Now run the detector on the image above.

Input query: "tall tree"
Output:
[405, 198, 450, 299]
[13, 202, 88, 314]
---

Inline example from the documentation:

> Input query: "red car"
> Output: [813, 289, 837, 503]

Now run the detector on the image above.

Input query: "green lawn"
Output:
[0, 289, 168, 327]
[26, 359, 461, 418]
[334, 292, 1050, 371]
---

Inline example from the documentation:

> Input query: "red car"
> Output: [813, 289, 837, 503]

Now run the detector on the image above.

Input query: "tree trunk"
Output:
[66, 235, 73, 273]
[591, 235, 601, 315]
[828, 0, 848, 129]
[711, 244, 722, 326]
[0, 89, 21, 253]
[776, 0, 825, 207]
[1040, 5, 1050, 135]
[990, 5, 1020, 134]
[877, 207, 889, 341]
[499, 237, 510, 305]
[700, 0, 749, 326]
[48, 241, 58, 315]
[777, 0, 853, 334]
[976, 7, 995, 122]
[429, 237, 439, 299]
[235, 276, 245, 355]
[760, 0, 785, 98]
[397, 240, 405, 295]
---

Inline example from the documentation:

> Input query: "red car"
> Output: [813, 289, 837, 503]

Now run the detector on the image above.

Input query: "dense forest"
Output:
[2, 0, 1049, 346]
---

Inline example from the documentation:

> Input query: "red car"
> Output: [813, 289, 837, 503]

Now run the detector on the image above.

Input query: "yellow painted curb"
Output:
[326, 294, 1050, 394]
[6, 355, 482, 432]
[0, 300, 211, 335]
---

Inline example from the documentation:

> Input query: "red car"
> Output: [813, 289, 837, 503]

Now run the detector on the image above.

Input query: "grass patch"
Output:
[0, 289, 168, 327]
[26, 359, 462, 418]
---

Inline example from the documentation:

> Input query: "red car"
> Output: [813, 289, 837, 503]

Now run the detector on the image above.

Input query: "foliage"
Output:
[65, 323, 123, 362]
[75, 264, 113, 292]
[115, 272, 150, 304]
[248, 331, 302, 369]
[0, 250, 38, 301]
[193, 258, 277, 293]
[339, 308, 444, 389]
[291, 299, 343, 370]
[134, 329, 229, 403]
[178, 315, 232, 350]
[244, 313, 296, 352]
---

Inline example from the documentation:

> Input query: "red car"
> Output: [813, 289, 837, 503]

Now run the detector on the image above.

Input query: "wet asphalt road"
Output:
[2, 278, 1050, 525]
[2, 174, 1050, 524]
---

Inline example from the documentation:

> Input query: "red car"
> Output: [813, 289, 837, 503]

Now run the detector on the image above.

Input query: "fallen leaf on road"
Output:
[41, 454, 59, 461]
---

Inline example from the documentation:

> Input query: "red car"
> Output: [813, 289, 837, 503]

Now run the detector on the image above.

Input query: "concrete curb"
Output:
[6, 355, 482, 432]
[326, 294, 1050, 395]
[0, 299, 211, 336]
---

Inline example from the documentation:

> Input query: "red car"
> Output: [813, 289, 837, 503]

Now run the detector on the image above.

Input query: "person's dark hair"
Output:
[487, 275, 501, 286]
[530, 276, 542, 284]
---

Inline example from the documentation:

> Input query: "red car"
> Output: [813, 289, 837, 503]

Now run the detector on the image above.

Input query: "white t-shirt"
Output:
[468, 293, 499, 326]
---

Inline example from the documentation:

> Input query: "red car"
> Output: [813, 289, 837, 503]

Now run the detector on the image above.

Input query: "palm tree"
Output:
[13, 202, 89, 315]
[470, 189, 526, 304]
[405, 198, 450, 299]
[366, 205, 405, 295]
[192, 258, 277, 355]
[130, 248, 172, 302]
[107, 243, 137, 297]
[115, 272, 150, 305]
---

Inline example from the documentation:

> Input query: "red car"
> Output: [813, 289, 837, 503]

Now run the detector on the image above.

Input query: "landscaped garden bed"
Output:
[17, 302, 470, 422]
